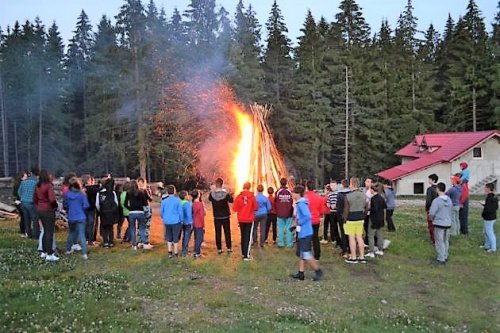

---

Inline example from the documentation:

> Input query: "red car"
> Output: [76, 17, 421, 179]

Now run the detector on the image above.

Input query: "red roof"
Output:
[378, 130, 499, 181]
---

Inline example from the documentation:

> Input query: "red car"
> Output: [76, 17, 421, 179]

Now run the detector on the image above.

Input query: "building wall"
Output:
[394, 136, 499, 195]
[394, 163, 451, 195]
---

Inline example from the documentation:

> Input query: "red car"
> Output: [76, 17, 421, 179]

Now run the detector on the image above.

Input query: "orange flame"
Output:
[231, 105, 255, 191]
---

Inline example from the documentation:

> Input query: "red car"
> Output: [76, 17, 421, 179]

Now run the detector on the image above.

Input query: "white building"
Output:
[377, 130, 499, 195]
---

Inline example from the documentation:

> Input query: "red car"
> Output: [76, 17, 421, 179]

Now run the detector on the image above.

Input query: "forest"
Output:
[0, 0, 498, 184]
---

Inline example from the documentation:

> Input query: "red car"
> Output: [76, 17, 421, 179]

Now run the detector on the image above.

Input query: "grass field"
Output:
[0, 206, 498, 333]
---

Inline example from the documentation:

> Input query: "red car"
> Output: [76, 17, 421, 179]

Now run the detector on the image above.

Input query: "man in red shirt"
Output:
[233, 182, 258, 261]
[305, 181, 324, 260]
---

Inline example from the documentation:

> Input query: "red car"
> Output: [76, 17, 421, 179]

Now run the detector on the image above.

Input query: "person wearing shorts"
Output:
[160, 185, 183, 258]
[342, 177, 368, 264]
[290, 185, 323, 281]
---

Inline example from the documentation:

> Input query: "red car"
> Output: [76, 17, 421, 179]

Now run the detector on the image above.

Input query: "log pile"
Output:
[0, 201, 18, 219]
[248, 104, 289, 190]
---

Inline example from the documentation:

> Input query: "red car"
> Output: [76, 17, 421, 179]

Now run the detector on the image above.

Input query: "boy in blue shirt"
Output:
[290, 185, 323, 281]
[179, 191, 193, 256]
[160, 185, 183, 258]
[254, 184, 272, 247]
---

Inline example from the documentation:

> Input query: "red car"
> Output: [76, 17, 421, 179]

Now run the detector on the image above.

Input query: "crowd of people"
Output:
[11, 162, 497, 276]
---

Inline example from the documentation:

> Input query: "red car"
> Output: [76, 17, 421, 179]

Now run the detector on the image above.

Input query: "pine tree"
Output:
[66, 10, 93, 166]
[228, 1, 265, 104]
[262, 0, 293, 152]
[490, 1, 500, 127]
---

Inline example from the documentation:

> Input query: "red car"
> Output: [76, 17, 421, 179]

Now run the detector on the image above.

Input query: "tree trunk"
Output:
[14, 121, 19, 173]
[0, 74, 9, 177]
[135, 45, 147, 180]
[345, 66, 349, 180]
[472, 66, 477, 132]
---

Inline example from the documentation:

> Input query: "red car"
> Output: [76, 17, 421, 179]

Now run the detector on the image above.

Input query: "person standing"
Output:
[305, 181, 323, 261]
[275, 178, 294, 248]
[63, 178, 90, 259]
[323, 182, 339, 245]
[446, 175, 462, 236]
[458, 163, 470, 236]
[425, 174, 439, 244]
[191, 190, 206, 258]
[429, 182, 453, 264]
[179, 191, 193, 256]
[290, 185, 323, 281]
[96, 178, 119, 248]
[265, 187, 277, 245]
[383, 179, 397, 232]
[363, 177, 374, 244]
[13, 170, 28, 237]
[233, 182, 258, 261]
[254, 184, 271, 247]
[118, 181, 131, 242]
[125, 180, 152, 250]
[481, 183, 498, 253]
[343, 178, 369, 264]
[366, 183, 386, 257]
[34, 170, 58, 261]
[82, 175, 100, 246]
[138, 178, 153, 245]
[335, 179, 351, 257]
[160, 185, 183, 258]
[208, 178, 233, 254]
[18, 166, 40, 239]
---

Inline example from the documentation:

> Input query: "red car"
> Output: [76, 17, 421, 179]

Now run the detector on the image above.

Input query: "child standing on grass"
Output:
[481, 183, 498, 253]
[233, 182, 258, 261]
[425, 174, 439, 244]
[366, 183, 386, 258]
[429, 182, 452, 265]
[254, 184, 271, 247]
[160, 185, 183, 258]
[125, 180, 152, 250]
[383, 179, 397, 232]
[265, 187, 277, 245]
[191, 190, 206, 258]
[64, 178, 90, 259]
[179, 191, 193, 256]
[290, 185, 323, 281]
[343, 177, 368, 264]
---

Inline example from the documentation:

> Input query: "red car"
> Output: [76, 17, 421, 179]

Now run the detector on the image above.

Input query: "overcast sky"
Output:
[0, 0, 496, 47]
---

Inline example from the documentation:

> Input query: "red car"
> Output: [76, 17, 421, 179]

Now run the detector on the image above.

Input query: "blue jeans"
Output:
[85, 208, 96, 242]
[484, 220, 497, 252]
[21, 202, 39, 239]
[182, 224, 193, 255]
[277, 217, 293, 247]
[128, 212, 145, 246]
[194, 227, 204, 255]
[38, 226, 57, 252]
[66, 221, 88, 255]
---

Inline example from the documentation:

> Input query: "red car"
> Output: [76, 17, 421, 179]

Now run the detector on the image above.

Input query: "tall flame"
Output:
[231, 105, 254, 191]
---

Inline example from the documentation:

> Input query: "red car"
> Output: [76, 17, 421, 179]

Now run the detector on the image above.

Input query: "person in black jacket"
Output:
[425, 174, 439, 244]
[335, 179, 351, 257]
[481, 183, 498, 253]
[209, 178, 234, 254]
[366, 183, 387, 257]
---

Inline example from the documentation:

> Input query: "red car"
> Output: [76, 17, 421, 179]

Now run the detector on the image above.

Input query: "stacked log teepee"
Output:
[248, 104, 289, 190]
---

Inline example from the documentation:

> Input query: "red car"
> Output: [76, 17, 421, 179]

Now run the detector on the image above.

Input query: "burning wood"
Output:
[232, 103, 288, 191]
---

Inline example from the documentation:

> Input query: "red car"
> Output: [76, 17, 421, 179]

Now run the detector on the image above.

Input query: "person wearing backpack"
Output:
[96, 178, 119, 248]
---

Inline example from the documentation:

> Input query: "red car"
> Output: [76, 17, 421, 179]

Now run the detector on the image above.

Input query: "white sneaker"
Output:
[320, 240, 329, 244]
[143, 244, 153, 250]
[132, 246, 137, 250]
[375, 250, 384, 256]
[383, 239, 391, 250]
[137, 243, 144, 249]
[45, 254, 60, 261]
[40, 252, 47, 258]
[82, 254, 88, 260]
[65, 250, 73, 255]
[365, 252, 375, 258]
[72, 244, 82, 251]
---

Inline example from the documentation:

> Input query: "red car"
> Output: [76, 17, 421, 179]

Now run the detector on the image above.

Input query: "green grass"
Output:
[0, 207, 499, 332]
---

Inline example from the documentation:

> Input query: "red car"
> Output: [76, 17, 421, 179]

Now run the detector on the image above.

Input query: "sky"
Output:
[0, 0, 497, 47]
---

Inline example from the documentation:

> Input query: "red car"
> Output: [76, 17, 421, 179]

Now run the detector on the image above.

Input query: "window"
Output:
[413, 182, 424, 194]
[473, 147, 482, 159]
